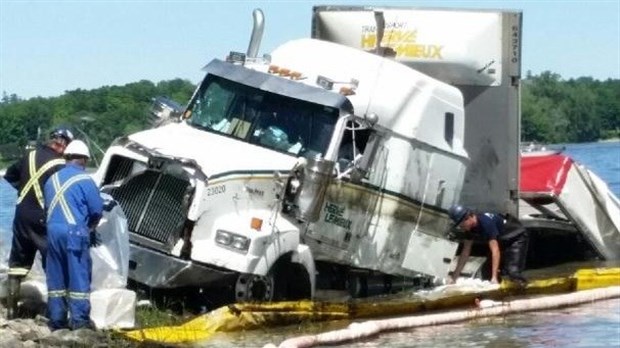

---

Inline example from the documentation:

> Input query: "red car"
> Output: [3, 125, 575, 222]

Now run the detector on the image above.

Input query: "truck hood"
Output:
[127, 123, 298, 177]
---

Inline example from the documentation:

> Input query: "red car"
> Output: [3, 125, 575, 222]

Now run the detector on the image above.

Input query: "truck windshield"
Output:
[186, 75, 339, 158]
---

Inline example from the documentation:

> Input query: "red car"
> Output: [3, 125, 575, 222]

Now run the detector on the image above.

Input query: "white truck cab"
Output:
[94, 6, 522, 303]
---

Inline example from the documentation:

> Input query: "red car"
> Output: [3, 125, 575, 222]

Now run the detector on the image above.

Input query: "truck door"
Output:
[305, 128, 387, 259]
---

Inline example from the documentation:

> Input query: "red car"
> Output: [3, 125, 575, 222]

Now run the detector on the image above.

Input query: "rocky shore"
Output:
[0, 303, 127, 348]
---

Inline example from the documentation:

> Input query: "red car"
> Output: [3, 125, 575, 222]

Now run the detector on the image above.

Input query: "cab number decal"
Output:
[207, 185, 226, 196]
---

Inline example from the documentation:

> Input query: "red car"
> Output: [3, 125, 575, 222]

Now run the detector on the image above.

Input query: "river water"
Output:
[1, 141, 619, 347]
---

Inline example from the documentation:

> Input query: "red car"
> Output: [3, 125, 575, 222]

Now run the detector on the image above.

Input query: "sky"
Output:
[1, 0, 618, 100]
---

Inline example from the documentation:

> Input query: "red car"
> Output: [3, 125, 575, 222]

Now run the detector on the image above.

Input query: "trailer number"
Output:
[207, 185, 226, 196]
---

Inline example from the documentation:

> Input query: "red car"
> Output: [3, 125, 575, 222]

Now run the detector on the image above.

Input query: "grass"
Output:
[97, 304, 189, 347]
[134, 305, 186, 328]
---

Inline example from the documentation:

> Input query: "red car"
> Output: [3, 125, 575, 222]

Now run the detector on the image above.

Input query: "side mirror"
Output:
[150, 96, 184, 127]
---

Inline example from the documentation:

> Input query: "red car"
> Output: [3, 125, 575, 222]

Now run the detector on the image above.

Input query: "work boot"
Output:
[6, 276, 21, 320]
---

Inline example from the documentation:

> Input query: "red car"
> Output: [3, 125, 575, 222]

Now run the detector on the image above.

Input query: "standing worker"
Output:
[3, 127, 74, 319]
[448, 204, 529, 285]
[43, 140, 103, 330]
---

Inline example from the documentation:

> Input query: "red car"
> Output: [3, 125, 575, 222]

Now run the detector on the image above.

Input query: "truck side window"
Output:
[338, 120, 371, 162]
[444, 112, 454, 147]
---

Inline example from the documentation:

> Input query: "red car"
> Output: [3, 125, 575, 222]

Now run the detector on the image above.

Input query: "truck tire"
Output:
[235, 273, 275, 302]
[284, 262, 312, 300]
[234, 259, 312, 302]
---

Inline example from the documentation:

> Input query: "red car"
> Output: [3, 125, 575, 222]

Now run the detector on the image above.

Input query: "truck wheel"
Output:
[235, 273, 274, 302]
[285, 263, 312, 300]
[347, 274, 368, 298]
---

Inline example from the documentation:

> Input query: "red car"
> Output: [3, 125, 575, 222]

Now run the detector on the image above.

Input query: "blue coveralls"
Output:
[43, 163, 103, 330]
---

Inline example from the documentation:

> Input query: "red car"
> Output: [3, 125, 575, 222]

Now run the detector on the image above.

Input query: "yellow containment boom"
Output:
[121, 267, 620, 345]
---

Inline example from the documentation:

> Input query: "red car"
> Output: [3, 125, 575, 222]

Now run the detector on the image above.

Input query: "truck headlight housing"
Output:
[231, 236, 250, 250]
[215, 231, 233, 246]
[215, 230, 250, 253]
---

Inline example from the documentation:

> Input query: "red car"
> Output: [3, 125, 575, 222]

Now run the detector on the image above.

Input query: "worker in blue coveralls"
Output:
[43, 140, 103, 330]
[4, 127, 74, 319]
[448, 205, 529, 285]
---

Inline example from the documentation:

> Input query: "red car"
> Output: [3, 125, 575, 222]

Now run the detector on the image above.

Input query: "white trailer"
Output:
[311, 6, 523, 215]
[93, 6, 522, 303]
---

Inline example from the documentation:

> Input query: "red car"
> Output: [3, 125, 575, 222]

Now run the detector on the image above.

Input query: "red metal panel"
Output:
[520, 154, 573, 195]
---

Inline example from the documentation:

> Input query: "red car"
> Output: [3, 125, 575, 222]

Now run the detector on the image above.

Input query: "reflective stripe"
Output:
[51, 175, 75, 225]
[16, 151, 65, 208]
[47, 173, 92, 224]
[48, 289, 68, 298]
[69, 291, 90, 300]
[8, 267, 30, 276]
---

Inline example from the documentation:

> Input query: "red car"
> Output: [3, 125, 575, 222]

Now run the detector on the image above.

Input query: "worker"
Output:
[448, 204, 529, 285]
[3, 127, 74, 319]
[43, 140, 103, 330]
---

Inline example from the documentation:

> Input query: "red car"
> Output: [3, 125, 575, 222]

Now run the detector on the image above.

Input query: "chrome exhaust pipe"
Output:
[246, 8, 264, 58]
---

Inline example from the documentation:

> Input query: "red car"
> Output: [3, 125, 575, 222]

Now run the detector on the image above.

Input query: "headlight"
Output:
[231, 236, 250, 250]
[215, 231, 233, 245]
[215, 230, 250, 253]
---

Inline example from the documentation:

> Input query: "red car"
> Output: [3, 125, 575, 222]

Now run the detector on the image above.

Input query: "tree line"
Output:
[1, 72, 618, 167]
[522, 71, 619, 143]
[0, 79, 195, 167]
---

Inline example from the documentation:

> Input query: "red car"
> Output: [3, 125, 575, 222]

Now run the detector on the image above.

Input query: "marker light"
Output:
[290, 71, 302, 80]
[251, 217, 263, 231]
[279, 68, 291, 77]
[339, 86, 356, 96]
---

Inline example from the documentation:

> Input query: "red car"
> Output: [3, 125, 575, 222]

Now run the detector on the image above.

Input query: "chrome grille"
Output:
[109, 170, 190, 246]
[102, 155, 135, 185]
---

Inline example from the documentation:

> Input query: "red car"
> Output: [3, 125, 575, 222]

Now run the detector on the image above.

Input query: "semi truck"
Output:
[92, 6, 522, 303]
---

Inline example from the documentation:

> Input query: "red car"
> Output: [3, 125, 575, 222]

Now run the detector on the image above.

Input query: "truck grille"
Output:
[109, 170, 190, 246]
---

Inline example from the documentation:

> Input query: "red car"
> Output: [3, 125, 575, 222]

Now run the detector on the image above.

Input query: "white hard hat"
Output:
[64, 139, 91, 159]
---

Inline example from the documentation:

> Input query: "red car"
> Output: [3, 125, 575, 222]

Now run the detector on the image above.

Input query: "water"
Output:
[563, 141, 620, 197]
[199, 297, 620, 347]
[1, 142, 619, 347]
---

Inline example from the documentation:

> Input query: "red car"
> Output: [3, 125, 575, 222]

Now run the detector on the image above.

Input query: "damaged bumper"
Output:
[128, 243, 237, 289]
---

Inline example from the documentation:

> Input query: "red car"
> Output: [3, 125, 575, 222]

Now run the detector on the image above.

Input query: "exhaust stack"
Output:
[246, 9, 264, 58]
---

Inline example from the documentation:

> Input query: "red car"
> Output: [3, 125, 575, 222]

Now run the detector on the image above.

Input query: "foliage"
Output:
[522, 71, 620, 143]
[1, 72, 618, 166]
[0, 79, 195, 165]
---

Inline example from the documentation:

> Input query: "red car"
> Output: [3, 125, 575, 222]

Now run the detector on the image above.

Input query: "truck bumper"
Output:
[128, 243, 237, 289]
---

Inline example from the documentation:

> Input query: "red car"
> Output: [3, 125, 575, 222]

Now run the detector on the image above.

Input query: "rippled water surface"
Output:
[194, 297, 620, 347]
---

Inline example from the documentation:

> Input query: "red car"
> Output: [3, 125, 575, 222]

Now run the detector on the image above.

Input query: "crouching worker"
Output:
[43, 140, 103, 330]
[448, 204, 529, 285]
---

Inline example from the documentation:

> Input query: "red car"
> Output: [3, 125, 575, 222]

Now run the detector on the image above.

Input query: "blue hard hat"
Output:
[448, 204, 470, 225]
[49, 127, 74, 143]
